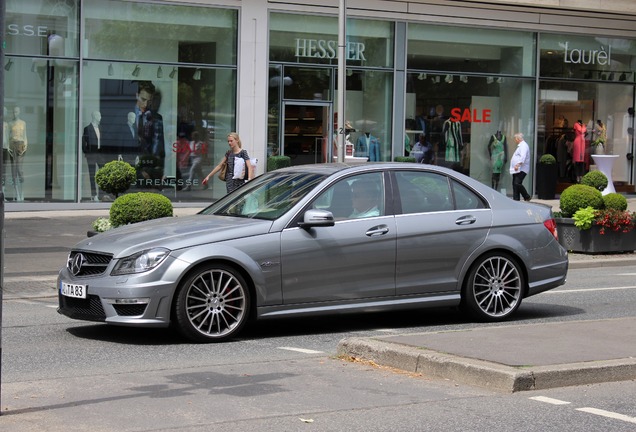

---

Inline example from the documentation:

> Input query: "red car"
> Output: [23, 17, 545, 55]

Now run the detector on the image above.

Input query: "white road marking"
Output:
[577, 407, 636, 424]
[278, 347, 324, 354]
[529, 396, 571, 405]
[545, 286, 636, 294]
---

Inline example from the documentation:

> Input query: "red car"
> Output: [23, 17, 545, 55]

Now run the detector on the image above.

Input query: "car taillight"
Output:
[543, 218, 558, 240]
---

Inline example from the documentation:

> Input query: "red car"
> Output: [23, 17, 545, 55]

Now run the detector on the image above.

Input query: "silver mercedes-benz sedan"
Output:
[58, 163, 568, 342]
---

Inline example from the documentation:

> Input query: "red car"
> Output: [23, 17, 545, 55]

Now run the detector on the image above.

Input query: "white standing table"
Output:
[591, 154, 619, 195]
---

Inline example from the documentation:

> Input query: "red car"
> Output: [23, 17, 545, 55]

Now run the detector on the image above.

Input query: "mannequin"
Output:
[572, 119, 587, 183]
[9, 106, 28, 201]
[82, 111, 103, 201]
[442, 118, 462, 163]
[355, 131, 380, 161]
[488, 130, 507, 191]
[592, 119, 606, 154]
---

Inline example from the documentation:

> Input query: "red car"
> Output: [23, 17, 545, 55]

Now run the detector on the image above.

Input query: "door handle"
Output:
[455, 215, 476, 225]
[366, 225, 389, 236]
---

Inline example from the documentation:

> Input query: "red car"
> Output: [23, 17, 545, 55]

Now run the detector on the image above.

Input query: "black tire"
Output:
[174, 264, 250, 342]
[463, 252, 524, 321]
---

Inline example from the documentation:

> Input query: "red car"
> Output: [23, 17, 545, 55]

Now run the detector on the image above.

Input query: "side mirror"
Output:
[298, 209, 335, 228]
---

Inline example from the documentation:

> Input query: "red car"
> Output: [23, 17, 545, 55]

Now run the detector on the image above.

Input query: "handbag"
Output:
[218, 156, 228, 181]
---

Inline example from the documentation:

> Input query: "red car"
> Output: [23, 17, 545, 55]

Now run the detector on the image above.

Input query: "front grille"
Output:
[58, 292, 106, 321]
[113, 304, 148, 316]
[67, 251, 113, 277]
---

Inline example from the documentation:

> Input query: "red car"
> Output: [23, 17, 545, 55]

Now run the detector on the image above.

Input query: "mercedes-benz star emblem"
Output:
[70, 253, 86, 276]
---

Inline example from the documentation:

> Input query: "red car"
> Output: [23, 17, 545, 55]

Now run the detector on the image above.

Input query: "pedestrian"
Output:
[203, 132, 254, 194]
[183, 131, 206, 191]
[509, 132, 531, 201]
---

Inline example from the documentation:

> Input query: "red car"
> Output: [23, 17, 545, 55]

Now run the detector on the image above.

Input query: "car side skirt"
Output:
[256, 294, 460, 319]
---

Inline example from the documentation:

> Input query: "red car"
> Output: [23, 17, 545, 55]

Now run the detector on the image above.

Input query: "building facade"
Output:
[3, 0, 636, 210]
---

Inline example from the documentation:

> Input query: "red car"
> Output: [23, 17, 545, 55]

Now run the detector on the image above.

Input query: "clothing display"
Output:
[488, 131, 507, 190]
[572, 121, 587, 164]
[442, 119, 462, 163]
[355, 133, 380, 161]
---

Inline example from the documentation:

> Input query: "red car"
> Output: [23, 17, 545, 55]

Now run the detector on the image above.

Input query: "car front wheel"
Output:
[174, 264, 250, 342]
[463, 253, 523, 321]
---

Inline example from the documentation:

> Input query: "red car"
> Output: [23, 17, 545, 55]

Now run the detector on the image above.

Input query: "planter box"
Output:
[536, 163, 558, 199]
[555, 217, 636, 253]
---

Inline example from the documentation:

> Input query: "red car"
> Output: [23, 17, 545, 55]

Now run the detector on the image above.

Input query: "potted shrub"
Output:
[88, 192, 174, 237]
[267, 156, 291, 171]
[536, 154, 557, 199]
[394, 156, 416, 163]
[555, 175, 636, 253]
[109, 192, 173, 227]
[95, 160, 137, 199]
[580, 170, 608, 192]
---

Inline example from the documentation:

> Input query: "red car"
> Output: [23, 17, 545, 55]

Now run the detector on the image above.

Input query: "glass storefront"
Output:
[3, 2, 635, 209]
[4, 0, 238, 203]
[268, 13, 394, 165]
[538, 34, 636, 187]
[406, 24, 537, 194]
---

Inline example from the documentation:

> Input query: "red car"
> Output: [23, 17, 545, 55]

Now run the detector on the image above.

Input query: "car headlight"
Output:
[111, 248, 170, 275]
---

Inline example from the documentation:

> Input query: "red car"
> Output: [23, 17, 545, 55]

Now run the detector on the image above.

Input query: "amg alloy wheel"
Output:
[464, 253, 523, 321]
[174, 264, 250, 342]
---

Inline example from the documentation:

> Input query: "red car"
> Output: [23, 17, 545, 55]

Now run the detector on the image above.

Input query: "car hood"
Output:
[75, 215, 274, 257]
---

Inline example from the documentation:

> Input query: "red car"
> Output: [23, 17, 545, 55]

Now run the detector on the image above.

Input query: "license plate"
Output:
[61, 282, 87, 299]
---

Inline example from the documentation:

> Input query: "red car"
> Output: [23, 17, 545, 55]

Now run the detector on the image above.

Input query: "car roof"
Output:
[273, 162, 472, 180]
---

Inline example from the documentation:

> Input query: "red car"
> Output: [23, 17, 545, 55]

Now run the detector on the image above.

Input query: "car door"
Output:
[393, 169, 492, 295]
[279, 172, 397, 304]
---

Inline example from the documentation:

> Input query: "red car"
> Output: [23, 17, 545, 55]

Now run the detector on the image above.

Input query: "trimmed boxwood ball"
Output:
[559, 184, 604, 217]
[95, 160, 136, 198]
[266, 156, 291, 171]
[110, 192, 174, 227]
[602, 192, 628, 211]
[539, 154, 556, 164]
[394, 156, 416, 163]
[580, 170, 608, 192]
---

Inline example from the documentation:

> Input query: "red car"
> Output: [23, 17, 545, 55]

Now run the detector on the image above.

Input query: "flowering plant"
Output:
[92, 217, 113, 233]
[594, 209, 636, 235]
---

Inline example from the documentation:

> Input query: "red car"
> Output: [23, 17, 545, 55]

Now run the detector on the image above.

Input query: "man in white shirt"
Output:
[509, 132, 531, 201]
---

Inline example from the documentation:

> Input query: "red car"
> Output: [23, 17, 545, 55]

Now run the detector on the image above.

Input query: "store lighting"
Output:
[459, 75, 468, 83]
[4, 59, 13, 71]
[417, 73, 427, 81]
[108, 63, 114, 76]
[157, 66, 163, 78]
[193, 68, 201, 80]
[430, 76, 440, 84]
[169, 67, 177, 79]
[132, 65, 141, 77]
[445, 74, 454, 83]
[496, 77, 504, 84]
[486, 77, 494, 84]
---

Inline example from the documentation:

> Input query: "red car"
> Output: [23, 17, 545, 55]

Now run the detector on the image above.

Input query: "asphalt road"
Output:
[1, 211, 636, 430]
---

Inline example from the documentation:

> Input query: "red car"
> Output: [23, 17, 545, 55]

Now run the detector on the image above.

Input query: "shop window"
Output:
[83, 0, 237, 65]
[81, 62, 236, 201]
[404, 73, 535, 195]
[408, 23, 535, 76]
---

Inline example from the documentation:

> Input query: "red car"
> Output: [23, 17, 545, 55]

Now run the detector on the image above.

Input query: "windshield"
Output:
[201, 172, 327, 220]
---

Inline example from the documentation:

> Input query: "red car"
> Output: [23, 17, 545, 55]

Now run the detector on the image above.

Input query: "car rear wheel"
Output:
[463, 253, 523, 321]
[174, 264, 250, 342]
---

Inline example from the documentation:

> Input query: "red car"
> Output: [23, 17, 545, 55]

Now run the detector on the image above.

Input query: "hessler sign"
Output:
[295, 38, 367, 61]
[562, 41, 611, 65]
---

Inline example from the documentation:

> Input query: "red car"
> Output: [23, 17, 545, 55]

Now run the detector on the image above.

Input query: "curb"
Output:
[337, 337, 636, 393]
